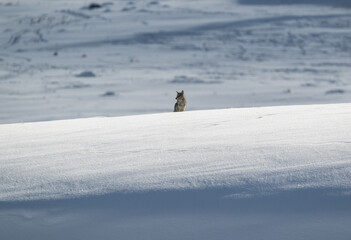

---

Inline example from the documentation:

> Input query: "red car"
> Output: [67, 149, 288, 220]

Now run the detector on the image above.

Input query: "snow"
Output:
[1, 103, 351, 202]
[1, 104, 351, 239]
[1, 0, 351, 123]
[1, 0, 351, 239]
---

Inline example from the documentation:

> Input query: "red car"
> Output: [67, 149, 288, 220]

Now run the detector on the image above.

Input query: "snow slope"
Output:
[1, 0, 351, 123]
[1, 0, 351, 239]
[1, 103, 350, 201]
[1, 104, 351, 239]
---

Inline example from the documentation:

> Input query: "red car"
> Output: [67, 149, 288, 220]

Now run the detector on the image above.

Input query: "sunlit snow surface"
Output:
[1, 0, 351, 239]
[1, 104, 351, 239]
[1, 104, 351, 201]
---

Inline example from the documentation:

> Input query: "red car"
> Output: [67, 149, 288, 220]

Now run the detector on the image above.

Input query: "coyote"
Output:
[174, 90, 186, 112]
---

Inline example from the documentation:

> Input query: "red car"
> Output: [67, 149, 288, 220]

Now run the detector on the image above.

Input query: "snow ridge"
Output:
[1, 104, 350, 201]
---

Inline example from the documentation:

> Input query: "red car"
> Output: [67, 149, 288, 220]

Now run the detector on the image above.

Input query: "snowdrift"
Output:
[1, 103, 350, 201]
[1, 104, 351, 240]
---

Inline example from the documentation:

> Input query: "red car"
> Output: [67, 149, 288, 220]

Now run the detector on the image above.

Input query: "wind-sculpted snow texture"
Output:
[1, 104, 350, 201]
[0, 0, 351, 123]
[1, 0, 351, 239]
[1, 104, 351, 240]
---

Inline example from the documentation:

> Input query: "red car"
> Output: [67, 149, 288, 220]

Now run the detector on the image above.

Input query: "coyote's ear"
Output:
[181, 90, 184, 94]
[176, 91, 180, 94]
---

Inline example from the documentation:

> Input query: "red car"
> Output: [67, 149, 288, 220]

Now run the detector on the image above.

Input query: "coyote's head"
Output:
[176, 90, 185, 100]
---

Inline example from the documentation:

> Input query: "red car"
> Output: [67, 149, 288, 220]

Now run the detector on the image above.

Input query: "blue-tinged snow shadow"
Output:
[2, 187, 351, 213]
[237, 0, 351, 7]
[1, 187, 351, 240]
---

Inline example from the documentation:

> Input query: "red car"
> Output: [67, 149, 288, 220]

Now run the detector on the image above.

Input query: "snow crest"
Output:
[1, 104, 350, 201]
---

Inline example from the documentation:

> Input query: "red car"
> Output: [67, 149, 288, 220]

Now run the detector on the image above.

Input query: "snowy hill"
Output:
[1, 0, 351, 123]
[1, 0, 351, 239]
[1, 104, 351, 239]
